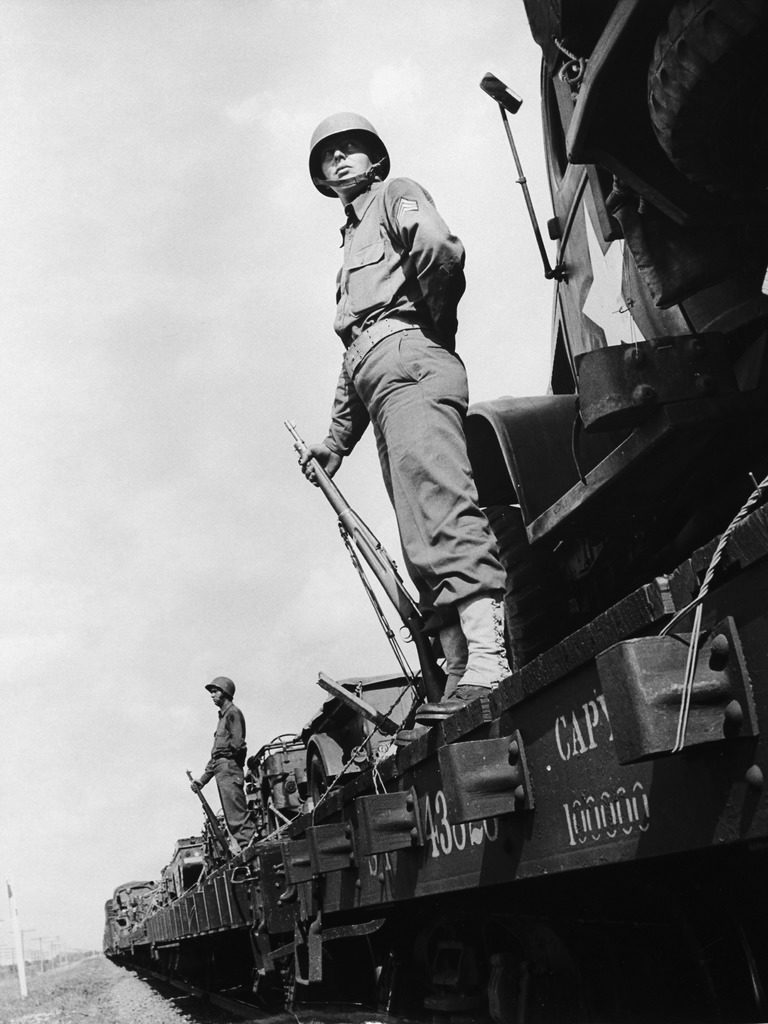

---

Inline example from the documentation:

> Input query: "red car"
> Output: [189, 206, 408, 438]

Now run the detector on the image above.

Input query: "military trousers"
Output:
[352, 327, 506, 618]
[213, 759, 255, 847]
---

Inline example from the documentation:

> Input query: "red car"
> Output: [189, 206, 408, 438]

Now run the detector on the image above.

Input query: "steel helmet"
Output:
[205, 676, 235, 699]
[309, 112, 390, 197]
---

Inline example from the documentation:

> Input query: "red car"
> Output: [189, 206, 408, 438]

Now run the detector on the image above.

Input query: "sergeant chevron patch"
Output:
[397, 197, 419, 221]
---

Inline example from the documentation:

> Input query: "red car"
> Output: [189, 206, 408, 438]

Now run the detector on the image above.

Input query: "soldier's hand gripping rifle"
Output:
[186, 770, 235, 860]
[286, 421, 445, 704]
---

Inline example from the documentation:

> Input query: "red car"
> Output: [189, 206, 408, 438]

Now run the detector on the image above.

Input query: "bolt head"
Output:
[632, 383, 657, 406]
[723, 700, 743, 728]
[745, 765, 764, 789]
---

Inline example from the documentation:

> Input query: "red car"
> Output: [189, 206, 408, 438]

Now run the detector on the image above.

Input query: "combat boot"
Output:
[439, 621, 468, 702]
[414, 598, 508, 725]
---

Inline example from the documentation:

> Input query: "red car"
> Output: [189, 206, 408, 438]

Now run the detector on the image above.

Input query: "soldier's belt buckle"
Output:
[344, 333, 377, 378]
[343, 320, 404, 378]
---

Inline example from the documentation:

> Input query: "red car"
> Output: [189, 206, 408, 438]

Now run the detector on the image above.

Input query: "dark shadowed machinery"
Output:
[105, 2, 768, 1020]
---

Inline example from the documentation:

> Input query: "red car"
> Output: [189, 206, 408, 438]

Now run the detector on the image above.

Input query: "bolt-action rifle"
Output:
[186, 770, 237, 860]
[285, 421, 446, 704]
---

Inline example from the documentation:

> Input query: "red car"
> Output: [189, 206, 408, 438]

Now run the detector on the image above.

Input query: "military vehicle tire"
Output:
[305, 732, 362, 807]
[648, 0, 768, 198]
[305, 732, 342, 807]
[484, 505, 568, 671]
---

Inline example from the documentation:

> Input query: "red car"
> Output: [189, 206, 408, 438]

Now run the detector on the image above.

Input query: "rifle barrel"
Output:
[285, 421, 445, 703]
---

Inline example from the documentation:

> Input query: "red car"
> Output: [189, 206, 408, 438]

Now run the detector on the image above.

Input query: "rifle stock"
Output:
[286, 421, 445, 703]
[186, 771, 234, 860]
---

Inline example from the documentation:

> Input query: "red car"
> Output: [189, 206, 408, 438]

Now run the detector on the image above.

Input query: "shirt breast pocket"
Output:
[346, 239, 392, 316]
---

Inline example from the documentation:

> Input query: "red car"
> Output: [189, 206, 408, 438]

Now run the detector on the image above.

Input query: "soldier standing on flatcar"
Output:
[300, 113, 510, 708]
[190, 676, 255, 850]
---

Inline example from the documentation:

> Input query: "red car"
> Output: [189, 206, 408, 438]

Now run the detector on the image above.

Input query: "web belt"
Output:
[343, 318, 413, 378]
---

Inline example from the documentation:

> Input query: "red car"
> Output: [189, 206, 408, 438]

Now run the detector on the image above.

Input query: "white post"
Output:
[6, 880, 28, 998]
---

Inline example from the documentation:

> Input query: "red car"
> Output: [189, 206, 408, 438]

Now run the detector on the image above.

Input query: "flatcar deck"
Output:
[137, 502, 768, 966]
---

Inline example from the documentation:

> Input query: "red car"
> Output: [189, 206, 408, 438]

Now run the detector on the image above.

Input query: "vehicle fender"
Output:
[305, 732, 346, 781]
[466, 395, 621, 525]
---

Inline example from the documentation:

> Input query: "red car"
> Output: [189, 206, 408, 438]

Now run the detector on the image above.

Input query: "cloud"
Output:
[224, 90, 297, 139]
[0, 631, 74, 676]
[368, 62, 424, 112]
[225, 92, 273, 126]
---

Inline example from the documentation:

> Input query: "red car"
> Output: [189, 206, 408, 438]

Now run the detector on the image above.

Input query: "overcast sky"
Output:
[0, 0, 555, 953]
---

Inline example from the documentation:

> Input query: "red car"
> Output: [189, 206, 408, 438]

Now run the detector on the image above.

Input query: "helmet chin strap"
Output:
[314, 158, 387, 194]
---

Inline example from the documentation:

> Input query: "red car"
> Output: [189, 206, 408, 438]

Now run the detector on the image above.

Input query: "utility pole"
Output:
[21, 929, 36, 976]
[6, 880, 27, 998]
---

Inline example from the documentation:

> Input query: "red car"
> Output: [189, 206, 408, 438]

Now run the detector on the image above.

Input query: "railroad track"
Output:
[134, 966, 412, 1023]
[135, 967, 289, 1021]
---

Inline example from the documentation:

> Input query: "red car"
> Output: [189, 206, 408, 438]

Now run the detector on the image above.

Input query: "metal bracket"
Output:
[253, 922, 274, 973]
[292, 913, 386, 987]
[596, 616, 758, 763]
[576, 333, 737, 432]
[438, 731, 534, 823]
[306, 822, 356, 875]
[294, 913, 323, 986]
[355, 787, 423, 856]
[280, 838, 313, 884]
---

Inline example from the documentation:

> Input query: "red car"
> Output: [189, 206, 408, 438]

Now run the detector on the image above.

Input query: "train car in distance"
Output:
[103, 880, 155, 959]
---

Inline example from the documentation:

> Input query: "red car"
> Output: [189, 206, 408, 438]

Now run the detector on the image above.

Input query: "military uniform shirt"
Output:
[199, 702, 247, 785]
[325, 177, 466, 457]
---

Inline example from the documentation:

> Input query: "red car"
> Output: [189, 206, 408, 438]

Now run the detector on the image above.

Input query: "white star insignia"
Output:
[582, 215, 644, 348]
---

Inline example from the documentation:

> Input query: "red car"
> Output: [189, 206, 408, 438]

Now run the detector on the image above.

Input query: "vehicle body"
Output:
[470, 0, 768, 669]
[105, 2, 768, 1019]
[103, 880, 155, 958]
[246, 733, 307, 837]
[299, 673, 417, 805]
[159, 837, 204, 903]
[102, 898, 119, 956]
